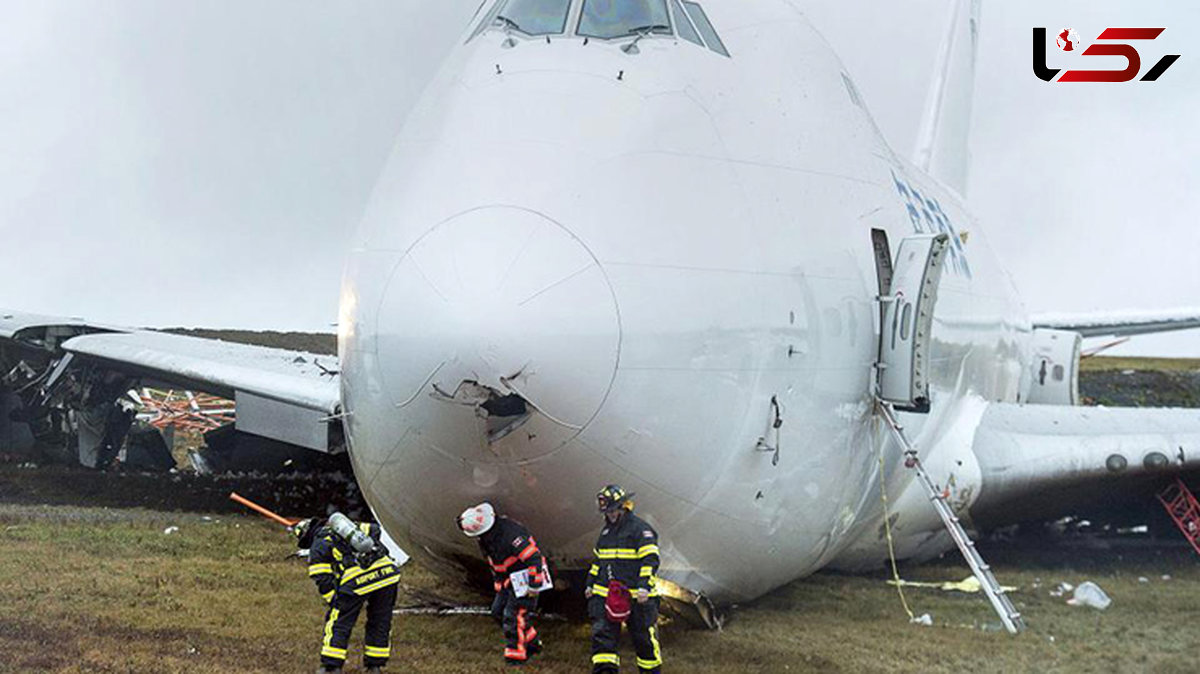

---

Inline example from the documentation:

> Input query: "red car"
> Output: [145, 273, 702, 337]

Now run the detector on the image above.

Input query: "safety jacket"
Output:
[586, 512, 660, 598]
[478, 516, 546, 593]
[307, 521, 399, 604]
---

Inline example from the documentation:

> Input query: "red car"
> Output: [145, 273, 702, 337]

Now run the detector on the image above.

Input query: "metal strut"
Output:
[874, 397, 1027, 634]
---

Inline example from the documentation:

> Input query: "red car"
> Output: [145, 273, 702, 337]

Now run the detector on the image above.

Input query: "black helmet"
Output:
[291, 516, 325, 549]
[597, 484, 634, 513]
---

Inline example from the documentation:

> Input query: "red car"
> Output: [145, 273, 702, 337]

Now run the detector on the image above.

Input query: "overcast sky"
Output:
[0, 1, 1196, 356]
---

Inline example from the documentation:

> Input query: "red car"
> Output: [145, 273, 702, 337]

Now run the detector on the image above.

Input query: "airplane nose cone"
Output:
[376, 207, 620, 457]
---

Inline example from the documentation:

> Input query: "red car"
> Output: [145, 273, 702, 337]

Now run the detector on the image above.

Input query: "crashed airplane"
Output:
[4, 0, 1200, 616]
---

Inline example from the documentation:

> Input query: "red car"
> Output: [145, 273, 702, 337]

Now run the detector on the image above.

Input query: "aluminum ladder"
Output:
[875, 397, 1027, 634]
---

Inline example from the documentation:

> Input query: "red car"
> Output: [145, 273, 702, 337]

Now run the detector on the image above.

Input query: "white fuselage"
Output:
[336, 1, 1030, 602]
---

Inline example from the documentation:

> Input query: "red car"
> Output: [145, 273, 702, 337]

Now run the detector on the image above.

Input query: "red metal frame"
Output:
[1157, 478, 1200, 557]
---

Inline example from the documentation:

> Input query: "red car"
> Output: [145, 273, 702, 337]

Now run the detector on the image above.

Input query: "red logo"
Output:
[1056, 28, 1079, 51]
[1034, 27, 1180, 82]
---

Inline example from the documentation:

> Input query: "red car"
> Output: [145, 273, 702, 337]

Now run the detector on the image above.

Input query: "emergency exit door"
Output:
[874, 232, 950, 412]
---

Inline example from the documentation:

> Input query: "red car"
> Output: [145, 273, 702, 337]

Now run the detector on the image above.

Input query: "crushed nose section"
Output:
[431, 379, 531, 443]
[374, 206, 620, 463]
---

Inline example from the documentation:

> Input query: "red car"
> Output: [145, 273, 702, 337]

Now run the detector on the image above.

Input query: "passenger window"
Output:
[670, 0, 703, 46]
[682, 1, 729, 56]
[498, 0, 574, 36]
[578, 0, 671, 40]
[900, 302, 912, 341]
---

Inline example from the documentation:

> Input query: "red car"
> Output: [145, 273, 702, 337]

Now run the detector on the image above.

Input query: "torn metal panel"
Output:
[1, 387, 35, 455]
[0, 310, 124, 347]
[236, 390, 333, 453]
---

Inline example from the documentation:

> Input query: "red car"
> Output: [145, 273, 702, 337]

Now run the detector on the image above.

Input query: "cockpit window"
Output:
[577, 0, 671, 40]
[682, 1, 728, 57]
[669, 0, 702, 47]
[497, 0, 574, 36]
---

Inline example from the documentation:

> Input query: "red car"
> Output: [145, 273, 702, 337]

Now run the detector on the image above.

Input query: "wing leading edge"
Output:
[1032, 308, 1200, 338]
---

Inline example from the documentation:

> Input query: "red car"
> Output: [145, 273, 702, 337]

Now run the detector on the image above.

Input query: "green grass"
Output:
[1, 504, 1197, 673]
[1080, 356, 1200, 373]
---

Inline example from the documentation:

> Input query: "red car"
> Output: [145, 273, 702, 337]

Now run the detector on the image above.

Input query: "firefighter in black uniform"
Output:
[585, 485, 663, 673]
[293, 514, 400, 673]
[457, 502, 548, 665]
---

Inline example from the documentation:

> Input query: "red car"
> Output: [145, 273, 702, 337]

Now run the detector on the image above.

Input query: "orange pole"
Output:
[229, 492, 299, 527]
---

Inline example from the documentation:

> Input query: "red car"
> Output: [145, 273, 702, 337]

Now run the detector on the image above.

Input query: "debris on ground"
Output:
[888, 576, 1017, 594]
[1066, 581, 1112, 610]
[1049, 582, 1074, 597]
[910, 614, 933, 626]
[163, 526, 180, 535]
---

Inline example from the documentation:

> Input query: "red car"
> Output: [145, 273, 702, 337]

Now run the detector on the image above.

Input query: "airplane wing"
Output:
[1032, 308, 1200, 338]
[969, 402, 1200, 524]
[1, 310, 340, 461]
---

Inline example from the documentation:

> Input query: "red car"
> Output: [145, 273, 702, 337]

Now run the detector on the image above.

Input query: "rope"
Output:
[876, 416, 915, 622]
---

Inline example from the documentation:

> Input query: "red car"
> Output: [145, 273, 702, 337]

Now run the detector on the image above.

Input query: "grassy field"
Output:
[1, 504, 1196, 673]
[1080, 356, 1200, 373]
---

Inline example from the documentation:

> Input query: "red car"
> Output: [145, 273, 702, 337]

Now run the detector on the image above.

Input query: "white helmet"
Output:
[457, 502, 496, 537]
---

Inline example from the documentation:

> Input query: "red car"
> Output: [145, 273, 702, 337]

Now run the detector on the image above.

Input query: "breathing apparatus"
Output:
[327, 512, 384, 566]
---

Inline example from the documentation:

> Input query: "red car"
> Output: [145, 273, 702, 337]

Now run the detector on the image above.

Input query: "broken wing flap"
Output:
[61, 332, 341, 453]
[970, 402, 1200, 524]
[3, 310, 342, 456]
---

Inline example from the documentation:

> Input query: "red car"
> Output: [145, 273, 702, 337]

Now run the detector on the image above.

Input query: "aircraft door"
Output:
[874, 232, 950, 412]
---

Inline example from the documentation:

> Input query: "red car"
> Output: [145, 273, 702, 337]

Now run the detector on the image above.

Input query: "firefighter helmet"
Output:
[291, 517, 322, 549]
[597, 484, 635, 513]
[457, 502, 496, 537]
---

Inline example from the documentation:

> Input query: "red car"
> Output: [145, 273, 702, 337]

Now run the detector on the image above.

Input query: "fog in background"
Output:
[0, 1, 1196, 355]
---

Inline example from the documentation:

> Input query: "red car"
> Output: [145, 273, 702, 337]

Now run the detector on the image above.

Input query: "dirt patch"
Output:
[0, 460, 367, 520]
[1080, 369, 1200, 408]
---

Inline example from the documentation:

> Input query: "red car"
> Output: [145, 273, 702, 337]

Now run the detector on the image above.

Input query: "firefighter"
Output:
[457, 502, 548, 665]
[293, 513, 400, 673]
[585, 485, 663, 673]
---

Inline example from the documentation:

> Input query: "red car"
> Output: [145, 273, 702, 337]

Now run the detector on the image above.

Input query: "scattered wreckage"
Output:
[1, 311, 344, 474]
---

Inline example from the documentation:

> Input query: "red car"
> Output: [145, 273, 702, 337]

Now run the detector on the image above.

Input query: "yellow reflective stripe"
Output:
[588, 564, 600, 576]
[593, 653, 619, 665]
[637, 544, 659, 558]
[308, 563, 333, 576]
[366, 556, 394, 571]
[639, 566, 654, 577]
[649, 625, 663, 665]
[321, 646, 347, 659]
[331, 548, 343, 561]
[364, 645, 391, 657]
[321, 590, 335, 603]
[354, 575, 401, 596]
[322, 608, 342, 658]
[359, 523, 372, 534]
[638, 656, 663, 669]
[345, 556, 394, 580]
[594, 548, 639, 560]
[591, 584, 609, 597]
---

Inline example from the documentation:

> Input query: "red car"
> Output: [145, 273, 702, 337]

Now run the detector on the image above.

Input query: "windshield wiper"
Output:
[620, 24, 670, 54]
[494, 15, 523, 32]
[620, 24, 670, 39]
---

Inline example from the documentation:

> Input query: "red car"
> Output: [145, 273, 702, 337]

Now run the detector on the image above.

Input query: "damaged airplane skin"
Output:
[6, 0, 1200, 617]
[0, 315, 345, 472]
